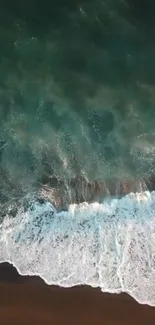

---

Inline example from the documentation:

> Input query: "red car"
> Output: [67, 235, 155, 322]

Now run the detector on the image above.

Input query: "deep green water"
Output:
[0, 0, 155, 200]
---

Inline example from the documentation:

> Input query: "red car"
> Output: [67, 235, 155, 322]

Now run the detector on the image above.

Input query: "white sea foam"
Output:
[0, 191, 155, 305]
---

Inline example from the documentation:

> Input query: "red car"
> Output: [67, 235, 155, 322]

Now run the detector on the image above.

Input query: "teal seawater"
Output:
[0, 0, 155, 200]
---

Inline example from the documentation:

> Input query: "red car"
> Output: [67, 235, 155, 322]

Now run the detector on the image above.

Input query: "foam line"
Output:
[0, 191, 155, 305]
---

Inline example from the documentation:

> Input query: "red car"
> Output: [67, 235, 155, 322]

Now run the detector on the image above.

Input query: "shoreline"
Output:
[0, 262, 155, 325]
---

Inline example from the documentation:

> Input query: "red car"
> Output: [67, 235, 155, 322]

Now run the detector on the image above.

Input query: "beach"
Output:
[0, 262, 154, 325]
[0, 1, 155, 323]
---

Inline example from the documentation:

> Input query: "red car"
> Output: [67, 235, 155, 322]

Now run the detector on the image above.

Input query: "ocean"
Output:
[0, 0, 155, 306]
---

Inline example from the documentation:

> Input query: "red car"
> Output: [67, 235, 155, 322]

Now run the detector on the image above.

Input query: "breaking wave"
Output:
[0, 190, 155, 306]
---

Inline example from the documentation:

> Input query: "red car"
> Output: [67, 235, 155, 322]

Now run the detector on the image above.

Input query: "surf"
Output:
[0, 190, 155, 306]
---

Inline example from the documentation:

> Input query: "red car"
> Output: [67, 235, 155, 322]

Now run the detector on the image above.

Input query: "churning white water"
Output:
[0, 191, 155, 306]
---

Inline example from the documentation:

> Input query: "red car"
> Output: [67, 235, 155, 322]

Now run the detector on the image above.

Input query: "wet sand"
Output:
[0, 263, 154, 325]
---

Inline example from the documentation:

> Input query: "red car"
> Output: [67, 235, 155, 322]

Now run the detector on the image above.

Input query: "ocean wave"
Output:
[0, 191, 155, 306]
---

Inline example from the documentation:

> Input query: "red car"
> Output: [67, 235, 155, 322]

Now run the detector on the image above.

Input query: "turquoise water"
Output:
[0, 0, 155, 200]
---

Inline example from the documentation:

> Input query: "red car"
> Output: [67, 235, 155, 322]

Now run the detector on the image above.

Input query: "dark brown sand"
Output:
[0, 263, 154, 325]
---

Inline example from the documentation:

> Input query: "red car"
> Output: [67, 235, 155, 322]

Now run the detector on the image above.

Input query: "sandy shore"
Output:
[0, 263, 154, 325]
